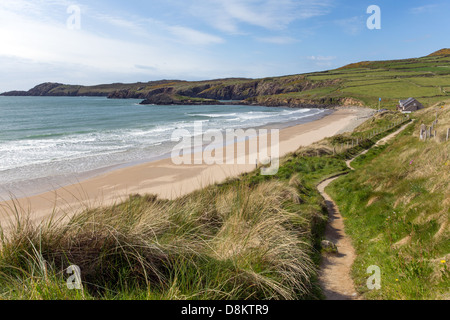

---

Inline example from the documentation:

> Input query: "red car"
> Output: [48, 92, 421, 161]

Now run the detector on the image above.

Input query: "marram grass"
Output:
[0, 180, 321, 300]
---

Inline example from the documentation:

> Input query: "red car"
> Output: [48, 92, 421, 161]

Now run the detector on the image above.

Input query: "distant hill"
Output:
[0, 80, 183, 98]
[428, 48, 450, 57]
[2, 50, 450, 109]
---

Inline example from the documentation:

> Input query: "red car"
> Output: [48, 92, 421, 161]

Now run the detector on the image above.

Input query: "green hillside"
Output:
[253, 50, 450, 108]
[327, 104, 450, 299]
[3, 49, 450, 109]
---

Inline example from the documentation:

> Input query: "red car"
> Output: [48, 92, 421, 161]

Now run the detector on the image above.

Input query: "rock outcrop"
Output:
[140, 92, 221, 105]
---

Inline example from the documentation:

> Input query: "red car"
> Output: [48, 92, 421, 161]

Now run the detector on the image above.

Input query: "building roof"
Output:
[399, 97, 417, 107]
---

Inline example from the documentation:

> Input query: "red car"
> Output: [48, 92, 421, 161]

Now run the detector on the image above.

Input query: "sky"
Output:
[0, 0, 449, 92]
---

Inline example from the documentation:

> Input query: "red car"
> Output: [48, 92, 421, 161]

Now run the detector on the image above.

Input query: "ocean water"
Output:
[0, 96, 330, 198]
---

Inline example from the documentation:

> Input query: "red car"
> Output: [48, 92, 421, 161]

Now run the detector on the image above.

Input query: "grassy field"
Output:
[250, 51, 450, 108]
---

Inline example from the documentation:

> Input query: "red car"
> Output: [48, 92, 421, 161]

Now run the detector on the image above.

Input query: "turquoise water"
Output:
[0, 96, 329, 197]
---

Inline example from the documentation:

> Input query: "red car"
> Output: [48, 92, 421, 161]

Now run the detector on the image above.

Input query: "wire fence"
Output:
[419, 117, 450, 142]
[333, 117, 411, 155]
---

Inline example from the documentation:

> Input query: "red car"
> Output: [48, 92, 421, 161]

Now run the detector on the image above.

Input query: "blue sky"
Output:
[0, 0, 449, 91]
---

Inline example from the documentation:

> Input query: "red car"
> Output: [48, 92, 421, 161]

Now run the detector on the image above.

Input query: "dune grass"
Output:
[0, 176, 332, 300]
[1, 128, 369, 300]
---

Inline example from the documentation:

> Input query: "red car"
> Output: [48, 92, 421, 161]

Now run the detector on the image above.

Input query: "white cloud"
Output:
[334, 16, 365, 35]
[307, 55, 336, 61]
[167, 26, 224, 45]
[0, 0, 231, 90]
[0, 0, 336, 92]
[306, 55, 337, 68]
[256, 36, 299, 44]
[409, 5, 438, 14]
[93, 12, 224, 45]
[95, 13, 146, 32]
[188, 0, 333, 33]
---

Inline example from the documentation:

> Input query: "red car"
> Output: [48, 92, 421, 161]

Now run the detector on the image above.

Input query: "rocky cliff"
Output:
[107, 76, 338, 102]
[0, 78, 359, 109]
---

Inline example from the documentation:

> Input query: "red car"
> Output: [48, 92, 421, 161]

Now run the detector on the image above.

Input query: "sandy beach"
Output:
[0, 107, 374, 225]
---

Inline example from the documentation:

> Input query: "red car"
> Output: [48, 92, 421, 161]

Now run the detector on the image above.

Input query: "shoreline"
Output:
[0, 107, 374, 225]
[0, 107, 331, 200]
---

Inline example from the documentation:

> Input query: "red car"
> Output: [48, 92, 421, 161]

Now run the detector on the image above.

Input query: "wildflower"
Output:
[441, 260, 446, 264]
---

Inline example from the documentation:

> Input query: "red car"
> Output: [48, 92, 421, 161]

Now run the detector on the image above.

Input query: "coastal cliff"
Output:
[112, 77, 339, 101]
[2, 49, 449, 108]
[1, 77, 340, 108]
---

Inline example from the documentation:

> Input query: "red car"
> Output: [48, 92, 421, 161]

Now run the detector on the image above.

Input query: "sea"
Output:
[0, 96, 331, 199]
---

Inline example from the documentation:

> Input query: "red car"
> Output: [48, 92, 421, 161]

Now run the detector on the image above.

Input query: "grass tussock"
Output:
[0, 180, 321, 300]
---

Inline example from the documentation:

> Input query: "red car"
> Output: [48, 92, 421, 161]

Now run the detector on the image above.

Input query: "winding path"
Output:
[317, 121, 412, 300]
